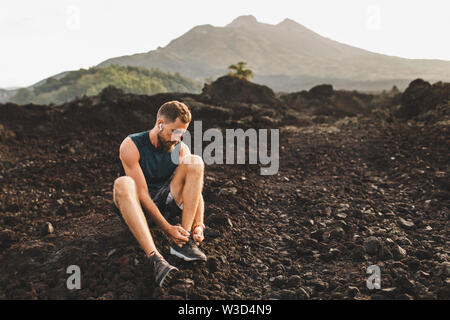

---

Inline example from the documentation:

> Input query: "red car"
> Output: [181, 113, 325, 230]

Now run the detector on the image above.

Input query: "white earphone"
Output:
[159, 123, 163, 131]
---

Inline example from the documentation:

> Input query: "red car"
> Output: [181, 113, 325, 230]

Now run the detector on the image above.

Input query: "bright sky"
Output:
[1, 0, 449, 88]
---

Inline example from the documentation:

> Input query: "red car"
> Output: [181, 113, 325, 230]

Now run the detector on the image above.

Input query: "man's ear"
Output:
[156, 119, 164, 131]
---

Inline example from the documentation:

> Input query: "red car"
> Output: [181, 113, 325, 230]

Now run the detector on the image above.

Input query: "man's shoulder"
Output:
[128, 130, 149, 141]
[120, 136, 140, 163]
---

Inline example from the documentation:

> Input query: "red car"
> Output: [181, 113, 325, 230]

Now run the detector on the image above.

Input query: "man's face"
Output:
[157, 117, 189, 151]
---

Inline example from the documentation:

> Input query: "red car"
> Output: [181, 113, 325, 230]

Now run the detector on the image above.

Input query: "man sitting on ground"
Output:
[113, 101, 207, 287]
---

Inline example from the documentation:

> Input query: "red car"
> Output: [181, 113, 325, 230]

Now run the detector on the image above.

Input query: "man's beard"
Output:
[157, 132, 176, 151]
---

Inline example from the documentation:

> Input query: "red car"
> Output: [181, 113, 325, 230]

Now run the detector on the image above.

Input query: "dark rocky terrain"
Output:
[0, 76, 449, 300]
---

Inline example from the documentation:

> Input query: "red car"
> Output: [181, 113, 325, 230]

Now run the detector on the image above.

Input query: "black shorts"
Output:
[114, 179, 183, 227]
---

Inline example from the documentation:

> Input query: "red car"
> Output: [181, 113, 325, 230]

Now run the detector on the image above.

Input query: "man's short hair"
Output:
[157, 101, 191, 124]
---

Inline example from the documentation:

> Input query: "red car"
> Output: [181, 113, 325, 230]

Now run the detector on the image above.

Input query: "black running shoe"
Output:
[170, 239, 207, 262]
[149, 254, 178, 287]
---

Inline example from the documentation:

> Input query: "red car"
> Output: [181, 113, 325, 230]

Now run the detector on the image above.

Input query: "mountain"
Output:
[28, 71, 72, 88]
[98, 15, 450, 91]
[8, 65, 203, 105]
[0, 88, 19, 103]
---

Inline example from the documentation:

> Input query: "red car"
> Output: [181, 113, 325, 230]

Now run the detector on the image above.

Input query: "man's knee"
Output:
[181, 154, 204, 174]
[113, 176, 136, 204]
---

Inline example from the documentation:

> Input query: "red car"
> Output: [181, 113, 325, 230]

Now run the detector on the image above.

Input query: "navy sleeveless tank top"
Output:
[127, 130, 181, 196]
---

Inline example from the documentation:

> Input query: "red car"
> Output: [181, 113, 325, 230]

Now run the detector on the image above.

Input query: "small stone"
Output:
[396, 293, 414, 300]
[414, 249, 432, 260]
[398, 236, 412, 246]
[351, 245, 366, 262]
[310, 229, 324, 241]
[379, 246, 393, 261]
[218, 187, 237, 196]
[391, 261, 407, 269]
[207, 257, 219, 272]
[304, 238, 319, 248]
[329, 248, 341, 258]
[396, 245, 407, 257]
[97, 292, 114, 300]
[348, 286, 360, 297]
[40, 222, 54, 236]
[0, 229, 17, 248]
[329, 227, 345, 240]
[171, 283, 188, 296]
[212, 284, 222, 291]
[397, 276, 415, 293]
[363, 237, 381, 256]
[208, 214, 233, 228]
[46, 222, 54, 234]
[107, 249, 117, 258]
[287, 275, 302, 287]
[278, 289, 297, 300]
[415, 270, 430, 278]
[370, 292, 387, 300]
[181, 278, 195, 288]
[443, 262, 450, 276]
[310, 279, 328, 291]
[297, 287, 310, 299]
[398, 217, 415, 229]
[270, 275, 287, 287]
[213, 255, 225, 265]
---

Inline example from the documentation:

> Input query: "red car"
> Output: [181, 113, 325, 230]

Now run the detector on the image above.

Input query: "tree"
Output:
[228, 61, 253, 81]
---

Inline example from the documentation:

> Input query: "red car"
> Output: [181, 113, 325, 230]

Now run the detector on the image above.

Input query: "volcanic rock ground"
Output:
[0, 81, 449, 300]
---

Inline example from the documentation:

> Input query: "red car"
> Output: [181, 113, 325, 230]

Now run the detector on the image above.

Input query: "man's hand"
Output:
[165, 224, 190, 247]
[192, 225, 204, 246]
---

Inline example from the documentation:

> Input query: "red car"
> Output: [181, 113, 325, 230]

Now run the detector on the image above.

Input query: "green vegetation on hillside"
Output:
[10, 65, 203, 105]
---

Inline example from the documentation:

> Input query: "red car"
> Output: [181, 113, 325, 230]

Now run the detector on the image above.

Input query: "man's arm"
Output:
[119, 137, 171, 231]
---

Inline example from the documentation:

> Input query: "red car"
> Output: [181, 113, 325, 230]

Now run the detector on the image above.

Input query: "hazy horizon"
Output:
[1, 0, 449, 88]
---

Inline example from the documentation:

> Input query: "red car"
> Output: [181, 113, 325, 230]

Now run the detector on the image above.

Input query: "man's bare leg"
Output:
[166, 155, 207, 260]
[170, 155, 204, 233]
[113, 176, 179, 286]
[113, 176, 159, 257]
[192, 194, 205, 244]
[193, 193, 205, 229]
[180, 159, 204, 233]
